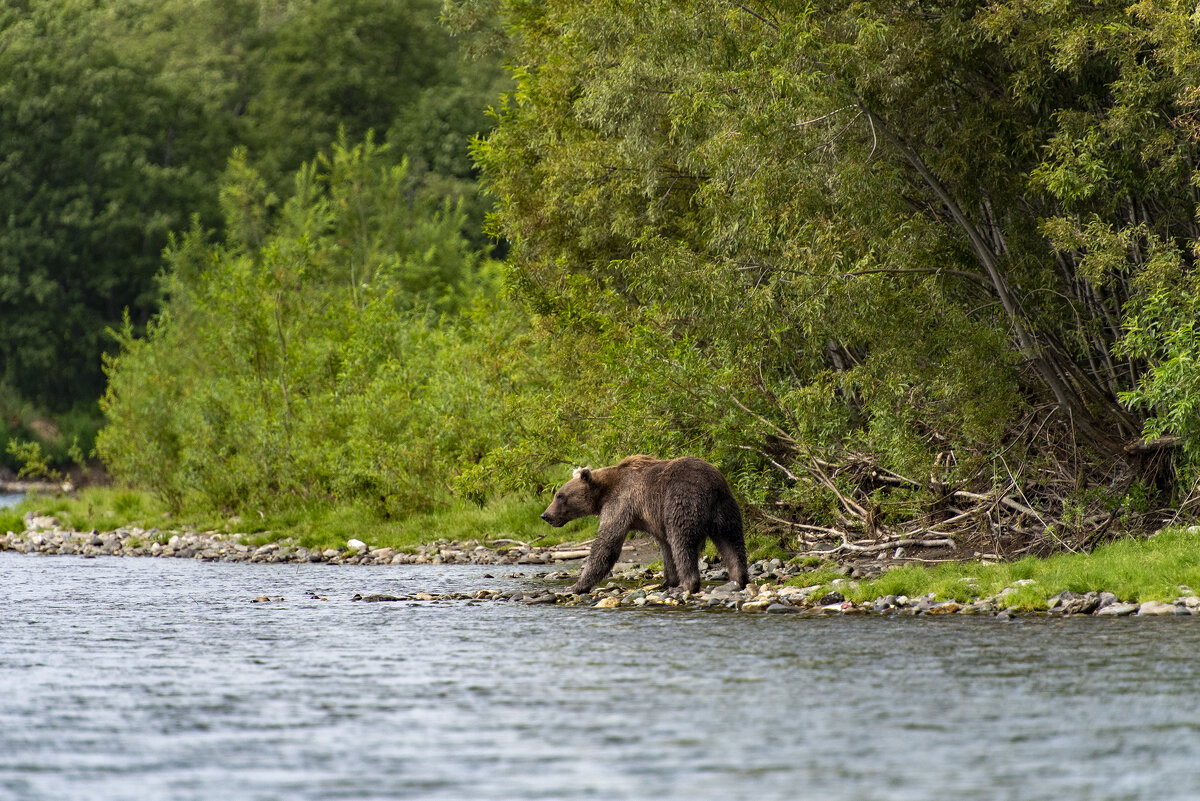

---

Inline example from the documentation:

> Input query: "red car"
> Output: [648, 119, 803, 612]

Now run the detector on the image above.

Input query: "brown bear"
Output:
[540, 455, 749, 594]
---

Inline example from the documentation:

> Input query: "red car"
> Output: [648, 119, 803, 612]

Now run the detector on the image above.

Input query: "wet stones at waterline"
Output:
[6, 515, 1200, 618]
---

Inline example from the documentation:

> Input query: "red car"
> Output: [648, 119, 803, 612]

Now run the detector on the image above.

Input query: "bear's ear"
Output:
[573, 466, 593, 483]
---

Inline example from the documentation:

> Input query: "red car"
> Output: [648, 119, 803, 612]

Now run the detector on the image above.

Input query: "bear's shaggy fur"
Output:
[540, 455, 749, 593]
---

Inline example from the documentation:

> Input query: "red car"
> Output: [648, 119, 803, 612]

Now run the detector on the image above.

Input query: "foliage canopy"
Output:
[0, 0, 506, 417]
[457, 0, 1200, 552]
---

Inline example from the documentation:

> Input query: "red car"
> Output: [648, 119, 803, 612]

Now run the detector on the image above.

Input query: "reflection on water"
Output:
[0, 492, 22, 509]
[2, 553, 1199, 800]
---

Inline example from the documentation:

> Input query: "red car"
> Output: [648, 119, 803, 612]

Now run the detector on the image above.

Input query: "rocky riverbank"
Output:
[352, 575, 1200, 618]
[5, 513, 1199, 617]
[0, 514, 597, 566]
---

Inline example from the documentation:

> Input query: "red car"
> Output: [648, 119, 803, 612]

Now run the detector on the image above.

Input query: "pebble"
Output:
[766, 603, 800, 614]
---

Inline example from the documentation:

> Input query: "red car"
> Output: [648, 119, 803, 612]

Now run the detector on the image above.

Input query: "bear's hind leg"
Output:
[668, 528, 703, 594]
[712, 531, 749, 588]
[656, 537, 680, 587]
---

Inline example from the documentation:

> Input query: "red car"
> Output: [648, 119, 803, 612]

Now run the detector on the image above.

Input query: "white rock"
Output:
[1137, 601, 1177, 616]
[779, 584, 822, 598]
[346, 539, 367, 552]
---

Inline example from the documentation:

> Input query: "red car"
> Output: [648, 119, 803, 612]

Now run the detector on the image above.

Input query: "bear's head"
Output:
[540, 467, 600, 527]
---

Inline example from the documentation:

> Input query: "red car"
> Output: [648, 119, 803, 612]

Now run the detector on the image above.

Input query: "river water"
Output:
[2, 553, 1199, 800]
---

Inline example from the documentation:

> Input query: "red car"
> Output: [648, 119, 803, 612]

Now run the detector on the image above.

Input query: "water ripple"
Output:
[3, 553, 1200, 800]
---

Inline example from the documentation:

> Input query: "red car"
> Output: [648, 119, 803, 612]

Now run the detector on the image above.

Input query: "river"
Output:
[2, 553, 1199, 800]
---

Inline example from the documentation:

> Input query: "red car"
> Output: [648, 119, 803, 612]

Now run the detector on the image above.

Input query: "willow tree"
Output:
[461, 0, 1200, 554]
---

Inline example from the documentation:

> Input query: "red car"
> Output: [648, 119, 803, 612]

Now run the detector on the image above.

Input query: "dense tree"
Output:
[0, 0, 506, 423]
[0, 1, 232, 407]
[459, 0, 1200, 551]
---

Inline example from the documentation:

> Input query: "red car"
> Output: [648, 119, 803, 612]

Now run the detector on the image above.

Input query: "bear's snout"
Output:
[540, 511, 551, 523]
[540, 509, 564, 527]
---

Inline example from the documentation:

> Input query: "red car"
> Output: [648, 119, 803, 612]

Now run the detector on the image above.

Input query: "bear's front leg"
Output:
[569, 525, 627, 593]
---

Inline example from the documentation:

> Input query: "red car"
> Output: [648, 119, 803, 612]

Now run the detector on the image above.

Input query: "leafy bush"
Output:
[98, 137, 546, 515]
[1120, 260, 1200, 487]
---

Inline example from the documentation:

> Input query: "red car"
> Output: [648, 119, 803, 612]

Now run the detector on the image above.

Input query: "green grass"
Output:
[786, 528, 1200, 609]
[11, 487, 180, 533]
[0, 506, 24, 535]
[6, 487, 595, 553]
[236, 494, 596, 552]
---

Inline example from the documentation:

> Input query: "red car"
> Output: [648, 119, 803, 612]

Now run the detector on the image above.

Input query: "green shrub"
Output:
[98, 137, 548, 517]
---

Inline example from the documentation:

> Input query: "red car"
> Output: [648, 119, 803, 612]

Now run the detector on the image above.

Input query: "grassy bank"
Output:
[1, 487, 594, 553]
[6, 487, 1200, 611]
[786, 529, 1200, 610]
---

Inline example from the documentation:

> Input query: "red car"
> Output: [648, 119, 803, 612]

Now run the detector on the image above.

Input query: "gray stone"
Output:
[1096, 603, 1139, 617]
[960, 601, 996, 615]
[912, 594, 939, 612]
[1046, 590, 1080, 612]
[1075, 591, 1102, 615]
[707, 581, 743, 600]
[1050, 590, 1101, 615]
[766, 603, 800, 614]
[872, 595, 897, 612]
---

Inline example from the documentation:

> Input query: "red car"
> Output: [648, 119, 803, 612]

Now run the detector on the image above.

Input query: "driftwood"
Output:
[549, 549, 592, 560]
[746, 405, 1179, 563]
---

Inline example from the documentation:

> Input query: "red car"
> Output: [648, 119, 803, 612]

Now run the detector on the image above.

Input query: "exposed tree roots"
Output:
[751, 407, 1193, 572]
